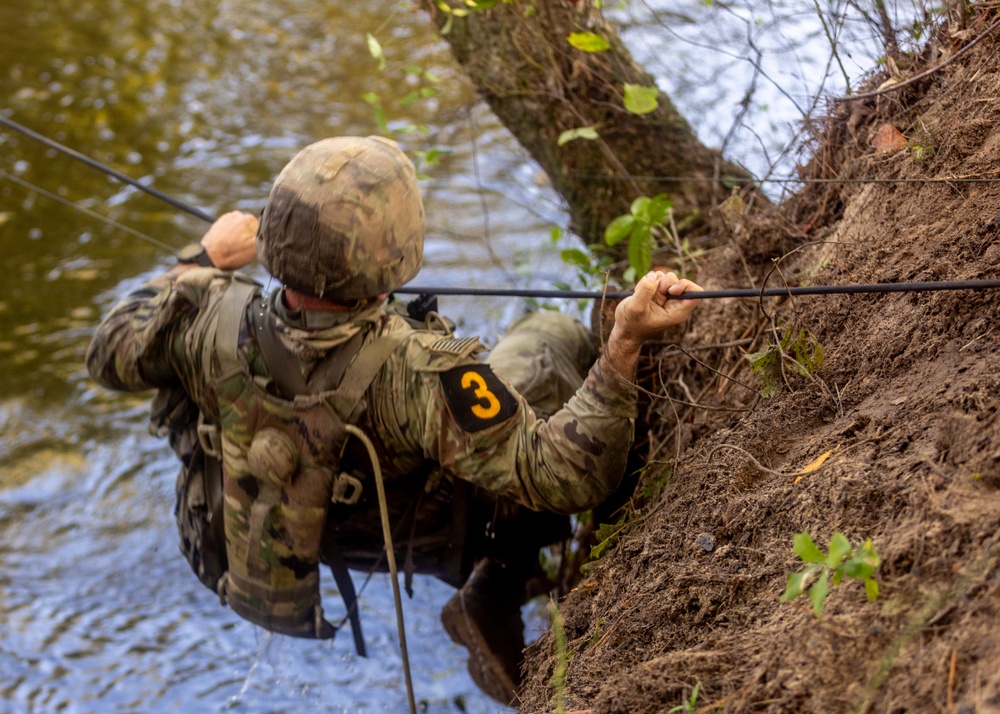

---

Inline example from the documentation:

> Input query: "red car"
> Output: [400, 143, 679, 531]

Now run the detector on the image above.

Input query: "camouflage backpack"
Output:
[170, 275, 404, 640]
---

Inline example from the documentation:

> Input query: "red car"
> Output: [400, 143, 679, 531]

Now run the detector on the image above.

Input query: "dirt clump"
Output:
[519, 8, 1000, 713]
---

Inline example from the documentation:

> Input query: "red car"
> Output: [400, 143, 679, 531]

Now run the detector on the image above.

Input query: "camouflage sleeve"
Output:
[85, 267, 222, 400]
[373, 335, 638, 514]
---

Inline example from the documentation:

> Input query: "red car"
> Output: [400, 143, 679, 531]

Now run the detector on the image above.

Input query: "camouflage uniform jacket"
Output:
[86, 268, 638, 523]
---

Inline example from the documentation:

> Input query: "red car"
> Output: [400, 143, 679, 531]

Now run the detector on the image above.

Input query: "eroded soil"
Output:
[520, 9, 1000, 713]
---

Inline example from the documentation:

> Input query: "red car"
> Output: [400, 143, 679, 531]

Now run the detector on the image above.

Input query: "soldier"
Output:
[85, 136, 702, 704]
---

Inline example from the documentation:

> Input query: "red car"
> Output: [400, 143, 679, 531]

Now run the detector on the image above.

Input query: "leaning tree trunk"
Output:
[419, 0, 758, 246]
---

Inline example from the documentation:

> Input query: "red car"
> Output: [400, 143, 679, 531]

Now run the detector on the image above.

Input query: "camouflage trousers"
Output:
[487, 311, 596, 420]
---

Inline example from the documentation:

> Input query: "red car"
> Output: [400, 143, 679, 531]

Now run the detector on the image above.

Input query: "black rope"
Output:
[0, 114, 216, 223]
[395, 279, 1000, 301]
[5, 114, 1000, 303]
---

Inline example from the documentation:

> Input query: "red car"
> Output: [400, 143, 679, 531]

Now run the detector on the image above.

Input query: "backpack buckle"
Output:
[197, 411, 222, 459]
[331, 472, 363, 505]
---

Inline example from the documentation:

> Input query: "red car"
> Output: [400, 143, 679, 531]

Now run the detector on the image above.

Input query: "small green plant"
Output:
[745, 326, 824, 398]
[638, 464, 672, 504]
[780, 532, 881, 616]
[604, 193, 674, 279]
[362, 33, 446, 174]
[553, 226, 615, 289]
[549, 600, 568, 714]
[667, 682, 700, 713]
[589, 510, 628, 561]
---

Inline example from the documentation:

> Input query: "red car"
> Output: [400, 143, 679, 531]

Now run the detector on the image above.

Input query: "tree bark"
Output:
[418, 0, 758, 246]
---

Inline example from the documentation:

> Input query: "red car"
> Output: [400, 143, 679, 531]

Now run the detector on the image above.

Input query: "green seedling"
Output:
[667, 682, 700, 713]
[604, 193, 674, 278]
[780, 532, 880, 616]
[745, 326, 824, 398]
[589, 510, 628, 561]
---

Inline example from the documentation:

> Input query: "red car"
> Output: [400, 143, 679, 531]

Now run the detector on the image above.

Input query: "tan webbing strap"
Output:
[327, 333, 406, 420]
[213, 278, 259, 377]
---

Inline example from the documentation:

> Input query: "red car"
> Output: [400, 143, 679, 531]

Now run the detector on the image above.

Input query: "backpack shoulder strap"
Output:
[327, 332, 407, 421]
[206, 275, 259, 380]
[252, 300, 310, 397]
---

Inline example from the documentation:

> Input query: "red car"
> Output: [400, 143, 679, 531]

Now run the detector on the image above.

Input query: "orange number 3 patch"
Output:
[461, 370, 502, 419]
[440, 364, 518, 432]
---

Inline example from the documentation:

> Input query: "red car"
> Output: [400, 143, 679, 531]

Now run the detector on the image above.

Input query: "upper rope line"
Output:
[3, 113, 999, 301]
[394, 280, 1000, 301]
[0, 114, 217, 223]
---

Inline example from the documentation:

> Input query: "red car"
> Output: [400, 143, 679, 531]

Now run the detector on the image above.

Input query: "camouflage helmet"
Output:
[256, 136, 424, 299]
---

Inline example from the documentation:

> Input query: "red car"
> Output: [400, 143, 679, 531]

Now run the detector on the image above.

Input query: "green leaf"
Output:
[557, 126, 599, 146]
[793, 532, 826, 563]
[841, 554, 874, 580]
[864, 577, 880, 601]
[567, 31, 610, 52]
[859, 538, 881, 566]
[403, 65, 424, 75]
[419, 86, 440, 98]
[826, 532, 851, 568]
[780, 570, 807, 602]
[744, 349, 774, 372]
[441, 13, 454, 35]
[781, 564, 821, 603]
[744, 348, 781, 398]
[373, 106, 387, 133]
[623, 84, 659, 115]
[366, 34, 386, 71]
[424, 71, 442, 84]
[647, 194, 673, 225]
[361, 92, 381, 106]
[561, 248, 592, 268]
[809, 569, 830, 615]
[550, 226, 563, 244]
[421, 148, 448, 164]
[604, 214, 635, 246]
[629, 195, 651, 220]
[627, 225, 653, 276]
[400, 91, 421, 106]
[590, 515, 626, 560]
[842, 539, 880, 579]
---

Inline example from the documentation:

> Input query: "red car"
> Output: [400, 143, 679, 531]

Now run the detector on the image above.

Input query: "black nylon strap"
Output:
[326, 552, 367, 658]
[251, 298, 369, 398]
[252, 299, 309, 397]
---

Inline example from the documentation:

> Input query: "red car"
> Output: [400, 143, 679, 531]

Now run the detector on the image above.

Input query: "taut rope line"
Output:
[394, 280, 1000, 300]
[3, 114, 999, 300]
[0, 114, 217, 223]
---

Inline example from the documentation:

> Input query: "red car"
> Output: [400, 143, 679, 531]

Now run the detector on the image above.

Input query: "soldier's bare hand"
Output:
[601, 271, 702, 380]
[612, 270, 702, 346]
[201, 211, 259, 270]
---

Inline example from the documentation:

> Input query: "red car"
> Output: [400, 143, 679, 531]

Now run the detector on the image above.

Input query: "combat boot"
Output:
[440, 558, 526, 705]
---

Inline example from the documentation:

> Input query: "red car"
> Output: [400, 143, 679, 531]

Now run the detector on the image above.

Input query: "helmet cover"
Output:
[257, 136, 424, 299]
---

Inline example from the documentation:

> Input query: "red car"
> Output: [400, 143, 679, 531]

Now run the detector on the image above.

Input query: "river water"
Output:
[0, 1, 576, 712]
[0, 0, 891, 711]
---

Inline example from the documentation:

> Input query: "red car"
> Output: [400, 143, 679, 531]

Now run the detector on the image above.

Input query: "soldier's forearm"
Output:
[601, 325, 641, 382]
